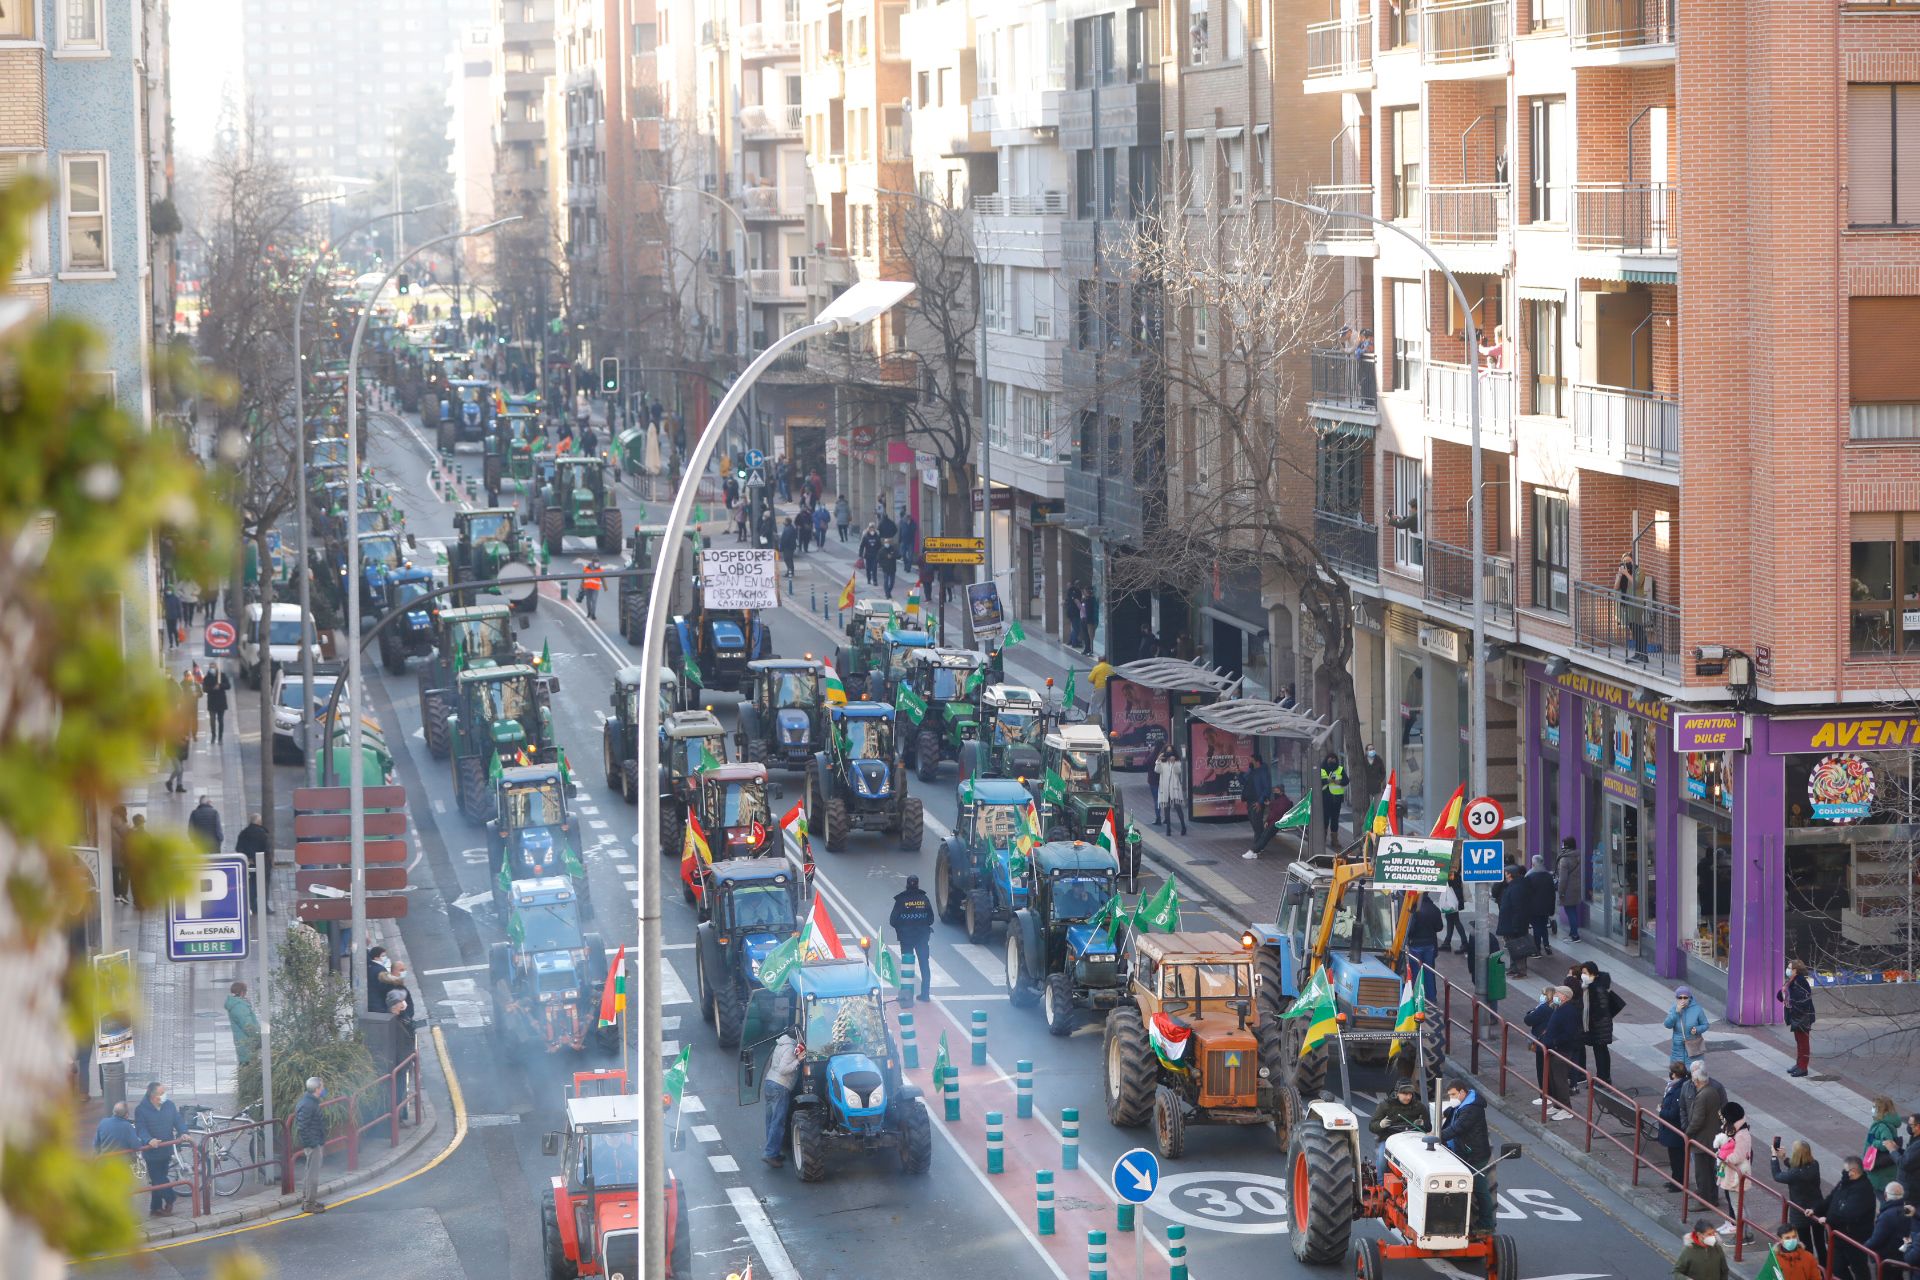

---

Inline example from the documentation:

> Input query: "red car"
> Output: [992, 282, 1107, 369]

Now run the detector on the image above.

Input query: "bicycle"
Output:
[176, 1102, 265, 1197]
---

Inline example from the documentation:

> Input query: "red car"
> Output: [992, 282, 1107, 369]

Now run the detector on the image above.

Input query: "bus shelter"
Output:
[1182, 699, 1338, 824]
[1104, 658, 1241, 772]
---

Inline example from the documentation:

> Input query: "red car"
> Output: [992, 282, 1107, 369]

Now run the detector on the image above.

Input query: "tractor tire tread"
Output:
[897, 1099, 933, 1175]
[791, 1107, 830, 1183]
[1288, 1116, 1358, 1266]
[1043, 972, 1074, 1034]
[1102, 1006, 1156, 1127]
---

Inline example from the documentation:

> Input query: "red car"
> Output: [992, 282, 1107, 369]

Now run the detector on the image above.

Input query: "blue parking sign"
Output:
[1461, 839, 1505, 884]
[168, 855, 251, 960]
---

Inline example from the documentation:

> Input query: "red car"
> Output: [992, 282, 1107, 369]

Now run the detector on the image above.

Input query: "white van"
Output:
[239, 602, 323, 689]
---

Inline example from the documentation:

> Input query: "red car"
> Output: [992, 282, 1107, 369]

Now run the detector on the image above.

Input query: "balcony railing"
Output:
[740, 186, 803, 219]
[1424, 538, 1516, 627]
[747, 268, 805, 298]
[738, 19, 801, 54]
[1572, 0, 1675, 48]
[814, 251, 854, 286]
[973, 191, 1068, 216]
[1573, 183, 1679, 254]
[1424, 361, 1514, 441]
[1425, 184, 1509, 244]
[1315, 509, 1381, 584]
[740, 104, 803, 138]
[1311, 347, 1379, 409]
[1421, 0, 1509, 64]
[1572, 383, 1678, 468]
[1572, 580, 1680, 680]
[1306, 14, 1373, 79]
[1308, 184, 1375, 242]
[883, 125, 907, 160]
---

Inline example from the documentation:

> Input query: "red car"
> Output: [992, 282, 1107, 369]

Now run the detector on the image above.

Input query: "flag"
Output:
[663, 1044, 690, 1109]
[1273, 793, 1313, 832]
[1062, 668, 1077, 710]
[1148, 1011, 1193, 1070]
[1371, 770, 1402, 837]
[801, 894, 847, 961]
[682, 654, 702, 687]
[1132, 876, 1181, 934]
[537, 639, 552, 670]
[822, 664, 848, 705]
[1280, 967, 1340, 1059]
[877, 947, 901, 989]
[837, 571, 857, 611]
[598, 945, 627, 1026]
[1096, 808, 1121, 866]
[1754, 1249, 1787, 1280]
[1087, 891, 1124, 944]
[895, 682, 928, 725]
[1042, 768, 1066, 808]
[1429, 783, 1466, 840]
[932, 1030, 951, 1093]
[1003, 618, 1027, 646]
[777, 800, 805, 834]
[698, 743, 723, 772]
[682, 813, 712, 871]
[1387, 968, 1425, 1061]
[963, 667, 986, 697]
[758, 931, 802, 989]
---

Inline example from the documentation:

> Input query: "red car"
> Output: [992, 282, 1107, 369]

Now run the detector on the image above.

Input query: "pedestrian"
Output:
[1494, 866, 1533, 978]
[1868, 1180, 1917, 1265]
[95, 1100, 140, 1154]
[295, 1076, 329, 1213]
[1686, 1061, 1727, 1206]
[202, 664, 231, 745]
[188, 793, 223, 853]
[834, 495, 851, 542]
[1353, 327, 1378, 402]
[1524, 985, 1579, 1118]
[580, 423, 597, 458]
[776, 458, 792, 502]
[379, 958, 418, 1018]
[1154, 745, 1187, 836]
[1866, 1096, 1902, 1195]
[367, 945, 392, 1013]
[1824, 1158, 1879, 1280]
[796, 502, 813, 553]
[384, 989, 419, 1118]
[1714, 1102, 1754, 1236]
[898, 512, 918, 569]
[236, 813, 272, 914]
[225, 980, 260, 1066]
[1777, 959, 1816, 1077]
[1440, 867, 1468, 952]
[579, 559, 604, 620]
[1766, 1225, 1823, 1280]
[724, 474, 740, 510]
[1247, 787, 1295, 858]
[877, 507, 897, 548]
[163, 586, 181, 648]
[1522, 855, 1557, 956]
[1318, 751, 1348, 841]
[1673, 1219, 1730, 1280]
[761, 1031, 802, 1167]
[735, 502, 751, 543]
[888, 874, 935, 1001]
[1557, 961, 1590, 1093]
[1241, 751, 1273, 849]
[1147, 747, 1164, 825]
[1665, 986, 1710, 1064]
[1771, 1138, 1826, 1259]
[1899, 1114, 1920, 1208]
[177, 578, 201, 628]
[1440, 1079, 1494, 1232]
[180, 667, 202, 742]
[1404, 893, 1442, 1006]
[134, 1080, 184, 1217]
[1657, 1062, 1691, 1191]
[778, 518, 799, 591]
[1553, 837, 1583, 941]
[166, 731, 189, 793]
[1368, 1078, 1426, 1163]
[812, 503, 830, 549]
[860, 525, 881, 586]
[1579, 960, 1624, 1085]
[879, 541, 898, 598]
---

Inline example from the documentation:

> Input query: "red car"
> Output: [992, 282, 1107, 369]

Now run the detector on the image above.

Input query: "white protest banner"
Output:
[701, 548, 779, 609]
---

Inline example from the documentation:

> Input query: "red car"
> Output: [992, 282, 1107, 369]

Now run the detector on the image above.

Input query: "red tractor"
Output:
[541, 1074, 691, 1278]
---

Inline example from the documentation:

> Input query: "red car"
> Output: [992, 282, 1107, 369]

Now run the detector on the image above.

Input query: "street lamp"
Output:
[342, 215, 521, 1015]
[1271, 193, 1494, 992]
[635, 278, 915, 1261]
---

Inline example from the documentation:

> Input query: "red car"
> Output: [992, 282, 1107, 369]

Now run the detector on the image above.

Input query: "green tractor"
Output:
[658, 709, 729, 852]
[601, 665, 685, 801]
[532, 455, 623, 556]
[834, 600, 895, 699]
[418, 603, 522, 760]
[1029, 723, 1126, 845]
[448, 664, 561, 824]
[486, 763, 590, 919]
[867, 624, 932, 705]
[450, 507, 539, 614]
[960, 683, 1053, 781]
[896, 647, 988, 782]
[482, 405, 542, 505]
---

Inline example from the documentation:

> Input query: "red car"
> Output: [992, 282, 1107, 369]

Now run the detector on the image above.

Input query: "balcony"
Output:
[1306, 15, 1373, 83]
[883, 125, 908, 161]
[973, 191, 1068, 217]
[1572, 0, 1675, 52]
[495, 119, 544, 145]
[1307, 184, 1376, 252]
[1316, 509, 1381, 585]
[1311, 347, 1379, 411]
[1421, 0, 1509, 66]
[1423, 361, 1514, 445]
[738, 19, 801, 56]
[700, 18, 727, 45]
[814, 251, 854, 287]
[748, 268, 806, 299]
[1572, 580, 1681, 682]
[1425, 185, 1509, 246]
[740, 186, 804, 220]
[1573, 183, 1679, 256]
[1424, 539, 1515, 628]
[1572, 383, 1678, 470]
[741, 104, 803, 139]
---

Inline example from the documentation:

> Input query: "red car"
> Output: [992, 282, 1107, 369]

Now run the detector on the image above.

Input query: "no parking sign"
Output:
[203, 618, 237, 658]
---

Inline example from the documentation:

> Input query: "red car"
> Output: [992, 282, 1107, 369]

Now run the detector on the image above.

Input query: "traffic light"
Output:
[599, 356, 620, 394]
[397, 273, 411, 296]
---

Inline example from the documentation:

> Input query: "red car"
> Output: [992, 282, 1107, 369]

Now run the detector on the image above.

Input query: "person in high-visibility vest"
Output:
[1319, 752, 1349, 841]
[580, 560, 605, 620]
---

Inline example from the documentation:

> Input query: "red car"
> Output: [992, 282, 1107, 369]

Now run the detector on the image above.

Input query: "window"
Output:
[986, 381, 1009, 450]
[1848, 84, 1920, 227]
[1525, 297, 1564, 416]
[1531, 490, 1570, 614]
[1100, 147, 1117, 218]
[880, 5, 902, 55]
[1390, 280, 1423, 392]
[1074, 280, 1097, 348]
[1075, 149, 1096, 218]
[1531, 0, 1566, 29]
[1850, 297, 1920, 437]
[1129, 144, 1159, 216]
[1223, 0, 1244, 58]
[1315, 431, 1364, 514]
[62, 0, 103, 48]
[937, 67, 951, 105]
[1392, 455, 1424, 571]
[977, 32, 998, 94]
[61, 154, 108, 272]
[1389, 108, 1421, 221]
[883, 105, 905, 159]
[1, 0, 33, 36]
[1125, 8, 1155, 81]
[1223, 135, 1245, 204]
[1528, 97, 1567, 224]
[917, 70, 930, 107]
[1188, 0, 1209, 64]
[983, 266, 1007, 330]
[1073, 16, 1095, 88]
[1389, 0, 1417, 47]
[1848, 513, 1920, 655]
[1185, 137, 1206, 207]
[1192, 302, 1210, 352]
[1253, 127, 1270, 192]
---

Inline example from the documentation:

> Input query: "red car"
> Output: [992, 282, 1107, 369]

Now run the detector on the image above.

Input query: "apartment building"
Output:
[495, 0, 556, 231]
[450, 26, 498, 278]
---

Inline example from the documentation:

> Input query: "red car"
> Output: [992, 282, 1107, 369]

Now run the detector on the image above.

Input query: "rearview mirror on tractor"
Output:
[541, 1132, 561, 1157]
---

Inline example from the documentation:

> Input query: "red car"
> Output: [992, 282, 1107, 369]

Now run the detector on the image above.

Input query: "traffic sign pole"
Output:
[1464, 795, 1505, 990]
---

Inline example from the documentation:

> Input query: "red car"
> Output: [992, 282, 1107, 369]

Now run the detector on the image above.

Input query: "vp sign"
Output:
[169, 855, 250, 960]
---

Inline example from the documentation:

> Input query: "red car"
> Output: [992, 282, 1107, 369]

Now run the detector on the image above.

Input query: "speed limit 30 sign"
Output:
[1463, 795, 1505, 839]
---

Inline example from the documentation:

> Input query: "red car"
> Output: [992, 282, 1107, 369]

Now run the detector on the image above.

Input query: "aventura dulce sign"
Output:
[1674, 711, 1746, 754]
[701, 548, 778, 610]
[1771, 713, 1920, 755]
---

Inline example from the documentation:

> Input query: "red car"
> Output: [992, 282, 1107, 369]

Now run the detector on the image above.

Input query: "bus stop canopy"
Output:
[1189, 698, 1339, 748]
[1109, 658, 1242, 696]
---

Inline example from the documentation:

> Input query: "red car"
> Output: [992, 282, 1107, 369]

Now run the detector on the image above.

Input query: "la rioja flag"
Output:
[801, 894, 848, 961]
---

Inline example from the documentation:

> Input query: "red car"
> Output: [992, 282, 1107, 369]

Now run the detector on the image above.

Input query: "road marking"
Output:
[692, 1124, 721, 1144]
[952, 942, 1005, 986]
[662, 1015, 680, 1031]
[466, 1112, 522, 1129]
[662, 1039, 680, 1058]
[615, 862, 638, 875]
[658, 957, 693, 1007]
[589, 820, 610, 830]
[437, 977, 490, 1028]
[725, 1185, 801, 1280]
[708, 1153, 740, 1174]
[680, 1094, 707, 1115]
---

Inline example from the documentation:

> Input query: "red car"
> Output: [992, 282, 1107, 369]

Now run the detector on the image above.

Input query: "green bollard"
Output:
[1087, 1230, 1106, 1280]
[899, 950, 918, 1007]
[1168, 1224, 1187, 1280]
[944, 1063, 960, 1121]
[971, 1009, 987, 1066]
[1016, 1060, 1033, 1118]
[986, 1111, 1003, 1175]
[1061, 1107, 1079, 1169]
[1036, 1170, 1055, 1236]
[1116, 1203, 1135, 1233]
[900, 1011, 918, 1069]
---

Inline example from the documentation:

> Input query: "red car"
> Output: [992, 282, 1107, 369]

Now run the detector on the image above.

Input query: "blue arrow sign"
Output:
[1113, 1146, 1160, 1204]
[746, 448, 766, 469]
[1461, 838, 1505, 884]
[168, 855, 251, 961]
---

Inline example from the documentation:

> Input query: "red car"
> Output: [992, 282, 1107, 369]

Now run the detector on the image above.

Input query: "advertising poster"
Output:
[1187, 719, 1253, 819]
[965, 581, 1006, 641]
[1807, 753, 1876, 823]
[1582, 701, 1605, 764]
[1541, 686, 1561, 749]
[93, 950, 134, 1065]
[1610, 710, 1635, 775]
[1107, 678, 1170, 770]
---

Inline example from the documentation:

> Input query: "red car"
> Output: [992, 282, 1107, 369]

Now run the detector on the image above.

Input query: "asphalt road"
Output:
[81, 411, 1690, 1280]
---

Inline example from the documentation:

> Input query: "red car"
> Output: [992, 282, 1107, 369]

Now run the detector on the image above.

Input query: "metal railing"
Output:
[1573, 182, 1680, 254]
[1572, 382, 1678, 468]
[973, 191, 1068, 216]
[740, 186, 803, 219]
[1424, 360, 1514, 439]
[737, 18, 801, 54]
[1426, 183, 1509, 244]
[1423, 538, 1515, 626]
[1572, 579, 1680, 679]
[1572, 0, 1675, 48]
[1421, 0, 1509, 63]
[740, 104, 803, 138]
[1308, 184, 1376, 242]
[1312, 346, 1379, 408]
[1306, 14, 1374, 78]
[1315, 509, 1381, 583]
[748, 267, 805, 297]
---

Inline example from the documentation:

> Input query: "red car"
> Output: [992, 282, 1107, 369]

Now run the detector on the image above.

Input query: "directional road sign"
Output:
[1463, 794, 1505, 839]
[746, 448, 766, 469]
[921, 550, 985, 566]
[1462, 838, 1506, 884]
[169, 855, 251, 960]
[922, 536, 985, 552]
[1113, 1146, 1161, 1204]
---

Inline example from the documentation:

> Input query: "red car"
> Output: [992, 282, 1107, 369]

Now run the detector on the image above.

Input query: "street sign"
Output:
[922, 536, 985, 552]
[700, 548, 779, 610]
[168, 855, 251, 961]
[1462, 839, 1505, 884]
[1113, 1147, 1160, 1204]
[745, 466, 767, 488]
[203, 618, 237, 658]
[1371, 836, 1455, 891]
[921, 550, 985, 565]
[1463, 795, 1505, 839]
[746, 448, 766, 469]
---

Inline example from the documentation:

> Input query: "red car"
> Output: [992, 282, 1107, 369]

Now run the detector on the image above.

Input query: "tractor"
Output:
[450, 507, 539, 614]
[418, 603, 521, 760]
[896, 647, 988, 782]
[602, 666, 680, 801]
[482, 405, 541, 505]
[615, 524, 698, 645]
[960, 683, 1052, 781]
[1029, 723, 1126, 845]
[867, 625, 932, 705]
[441, 377, 496, 453]
[834, 599, 896, 699]
[486, 763, 590, 919]
[934, 777, 1038, 942]
[736, 658, 829, 770]
[1100, 930, 1297, 1161]
[540, 1089, 685, 1279]
[665, 598, 771, 695]
[684, 763, 776, 913]
[657, 709, 728, 852]
[532, 455, 623, 555]
[488, 876, 611, 1053]
[1005, 839, 1131, 1036]
[693, 858, 802, 1047]
[448, 664, 560, 824]
[809, 702, 924, 853]
[372, 562, 437, 675]
[737, 956, 933, 1181]
[1243, 851, 1434, 1096]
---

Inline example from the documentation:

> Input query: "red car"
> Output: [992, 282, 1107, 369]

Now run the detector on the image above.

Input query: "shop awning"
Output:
[1189, 698, 1339, 746]
[1110, 657, 1242, 696]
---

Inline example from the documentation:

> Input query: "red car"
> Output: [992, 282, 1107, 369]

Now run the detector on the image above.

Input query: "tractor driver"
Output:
[1368, 1079, 1427, 1165]
[773, 671, 819, 709]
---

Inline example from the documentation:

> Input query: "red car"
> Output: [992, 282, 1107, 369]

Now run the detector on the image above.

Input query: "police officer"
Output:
[1319, 751, 1350, 841]
[889, 874, 935, 1002]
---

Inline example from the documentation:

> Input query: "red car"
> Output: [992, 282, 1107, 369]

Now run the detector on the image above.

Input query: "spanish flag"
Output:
[680, 813, 712, 872]
[1429, 783, 1466, 840]
[837, 571, 857, 611]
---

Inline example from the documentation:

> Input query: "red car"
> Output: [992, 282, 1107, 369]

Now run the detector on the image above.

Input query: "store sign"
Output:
[1601, 773, 1641, 805]
[1550, 669, 1672, 725]
[1030, 499, 1067, 526]
[1772, 714, 1920, 754]
[1372, 837, 1455, 892]
[1418, 624, 1461, 662]
[1582, 702, 1605, 764]
[1610, 710, 1636, 775]
[1807, 753, 1876, 823]
[1674, 711, 1746, 754]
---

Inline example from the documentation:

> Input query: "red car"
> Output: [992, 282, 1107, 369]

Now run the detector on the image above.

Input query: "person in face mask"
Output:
[1673, 1217, 1730, 1280]
[134, 1080, 185, 1217]
[295, 1076, 331, 1213]
[1766, 1226, 1821, 1280]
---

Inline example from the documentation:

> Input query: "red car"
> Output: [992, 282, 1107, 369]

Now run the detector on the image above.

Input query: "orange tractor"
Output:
[541, 1071, 691, 1278]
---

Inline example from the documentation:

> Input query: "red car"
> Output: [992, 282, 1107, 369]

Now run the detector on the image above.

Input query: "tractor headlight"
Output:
[563, 989, 579, 1001]
[841, 1081, 883, 1112]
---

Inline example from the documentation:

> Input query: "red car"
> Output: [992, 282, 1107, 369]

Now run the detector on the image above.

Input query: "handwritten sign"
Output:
[700, 548, 777, 610]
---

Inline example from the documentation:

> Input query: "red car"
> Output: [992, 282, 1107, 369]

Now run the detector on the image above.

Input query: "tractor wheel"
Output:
[438, 420, 456, 455]
[422, 692, 450, 759]
[1354, 1237, 1384, 1280]
[1393, 1015, 1446, 1087]
[916, 731, 939, 783]
[668, 1174, 692, 1278]
[621, 759, 638, 804]
[791, 1107, 830, 1183]
[1255, 950, 1285, 1023]
[541, 1197, 578, 1280]
[1102, 1006, 1155, 1127]
[1043, 973, 1076, 1036]
[895, 1098, 933, 1175]
[379, 627, 405, 676]
[597, 504, 622, 555]
[714, 971, 747, 1048]
[824, 796, 849, 853]
[964, 889, 993, 943]
[659, 801, 681, 853]
[1287, 1115, 1358, 1266]
[621, 590, 645, 645]
[603, 738, 621, 792]
[1257, 1009, 1291, 1109]
[1153, 1085, 1187, 1160]
[1283, 1014, 1331, 1097]
[935, 849, 963, 923]
[541, 507, 564, 556]
[694, 947, 716, 1025]
[1268, 1082, 1305, 1151]
[899, 797, 924, 852]
[1005, 930, 1038, 1008]
[1493, 1234, 1519, 1280]
[456, 756, 491, 825]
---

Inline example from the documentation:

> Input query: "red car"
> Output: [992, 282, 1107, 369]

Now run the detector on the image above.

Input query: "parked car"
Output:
[270, 666, 341, 764]
[239, 602, 322, 690]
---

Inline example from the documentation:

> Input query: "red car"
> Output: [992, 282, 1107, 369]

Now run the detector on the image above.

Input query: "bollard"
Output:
[1116, 1203, 1135, 1233]
[986, 1111, 1004, 1175]
[810, 584, 818, 612]
[1015, 1060, 1034, 1119]
[1036, 1170, 1055, 1236]
[944, 1062, 960, 1121]
[1087, 1230, 1107, 1280]
[971, 1009, 988, 1066]
[1061, 1107, 1079, 1170]
[1167, 1224, 1187, 1280]
[900, 1011, 919, 1069]
[900, 951, 918, 1007]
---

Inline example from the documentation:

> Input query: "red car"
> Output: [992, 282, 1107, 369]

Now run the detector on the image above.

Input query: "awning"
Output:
[1110, 657, 1242, 695]
[1314, 417, 1376, 442]
[1517, 284, 1565, 302]
[1190, 698, 1339, 745]
[1214, 126, 1244, 140]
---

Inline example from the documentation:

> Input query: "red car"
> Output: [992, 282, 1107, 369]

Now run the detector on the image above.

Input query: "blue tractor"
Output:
[485, 763, 591, 920]
[808, 702, 924, 853]
[738, 956, 933, 1181]
[665, 595, 771, 695]
[373, 563, 438, 675]
[933, 777, 1038, 942]
[693, 858, 802, 1047]
[1006, 840, 1131, 1037]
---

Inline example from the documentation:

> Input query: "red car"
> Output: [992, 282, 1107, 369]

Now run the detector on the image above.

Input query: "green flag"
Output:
[1004, 618, 1027, 646]
[1042, 768, 1066, 808]
[682, 654, 702, 687]
[693, 505, 709, 526]
[1132, 876, 1181, 934]
[932, 1030, 952, 1092]
[1280, 967, 1340, 1058]
[758, 932, 802, 989]
[895, 682, 928, 725]
[1087, 891, 1124, 943]
[1273, 793, 1313, 832]
[538, 639, 552, 670]
[698, 743, 723, 772]
[963, 666, 985, 697]
[877, 947, 901, 989]
[664, 1044, 691, 1108]
[1062, 668, 1077, 710]
[1754, 1249, 1787, 1280]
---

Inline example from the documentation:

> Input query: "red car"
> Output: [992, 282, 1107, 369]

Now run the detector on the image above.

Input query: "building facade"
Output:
[450, 25, 498, 278]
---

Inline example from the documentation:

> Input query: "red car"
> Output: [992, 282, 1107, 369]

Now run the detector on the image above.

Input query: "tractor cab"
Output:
[492, 876, 609, 1053]
[937, 777, 1038, 935]
[667, 598, 770, 695]
[487, 764, 586, 911]
[482, 406, 541, 504]
[812, 702, 922, 852]
[836, 600, 898, 698]
[617, 524, 699, 642]
[897, 647, 986, 780]
[452, 508, 537, 613]
[1033, 724, 1122, 843]
[603, 665, 681, 800]
[970, 684, 1051, 778]
[310, 436, 350, 469]
[438, 604, 519, 669]
[738, 658, 828, 769]
[696, 858, 805, 1043]
[540, 1089, 642, 1279]
[657, 709, 728, 843]
[694, 763, 774, 860]
[448, 378, 497, 441]
[873, 626, 932, 703]
[1004, 839, 1131, 1033]
[450, 664, 560, 821]
[534, 455, 623, 555]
